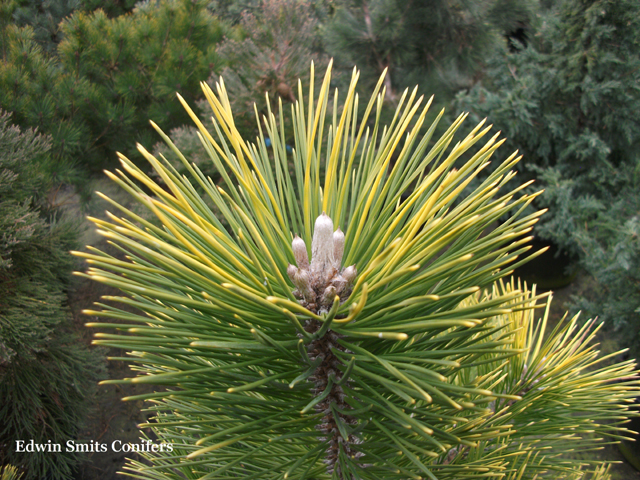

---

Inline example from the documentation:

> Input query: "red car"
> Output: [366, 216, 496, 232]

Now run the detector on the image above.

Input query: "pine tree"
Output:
[0, 111, 103, 480]
[80, 0, 137, 17]
[77, 64, 639, 480]
[211, 0, 328, 139]
[3, 0, 139, 57]
[0, 0, 228, 183]
[323, 0, 535, 105]
[10, 0, 84, 53]
[455, 0, 640, 332]
[208, 0, 263, 24]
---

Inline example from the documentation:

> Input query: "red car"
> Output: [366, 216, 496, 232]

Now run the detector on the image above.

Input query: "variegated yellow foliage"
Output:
[75, 63, 638, 480]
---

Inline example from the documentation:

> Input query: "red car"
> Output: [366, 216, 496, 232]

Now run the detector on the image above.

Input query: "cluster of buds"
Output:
[288, 213, 361, 476]
[287, 212, 357, 314]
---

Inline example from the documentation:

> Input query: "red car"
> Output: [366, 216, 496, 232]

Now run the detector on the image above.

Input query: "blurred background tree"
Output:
[0, 0, 228, 187]
[156, 0, 328, 180]
[212, 0, 328, 138]
[207, 0, 262, 24]
[10, 0, 83, 53]
[455, 0, 640, 334]
[0, 112, 103, 479]
[323, 0, 536, 107]
[2, 0, 138, 55]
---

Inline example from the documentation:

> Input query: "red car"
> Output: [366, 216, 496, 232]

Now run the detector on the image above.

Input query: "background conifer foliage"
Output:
[0, 0, 227, 183]
[213, 0, 327, 138]
[78, 64, 640, 480]
[323, 0, 535, 105]
[0, 112, 102, 479]
[456, 0, 640, 333]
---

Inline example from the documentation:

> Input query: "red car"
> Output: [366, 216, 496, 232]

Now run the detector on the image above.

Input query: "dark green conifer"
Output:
[323, 0, 535, 104]
[10, 0, 83, 53]
[0, 0, 228, 184]
[0, 112, 102, 480]
[456, 0, 640, 332]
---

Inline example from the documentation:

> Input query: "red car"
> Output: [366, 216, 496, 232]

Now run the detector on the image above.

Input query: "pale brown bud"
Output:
[342, 265, 357, 284]
[287, 264, 299, 283]
[294, 269, 315, 303]
[330, 275, 347, 294]
[320, 285, 337, 307]
[292, 235, 309, 269]
[333, 228, 344, 268]
[294, 268, 311, 291]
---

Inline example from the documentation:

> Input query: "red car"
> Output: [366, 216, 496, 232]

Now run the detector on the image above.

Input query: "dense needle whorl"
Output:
[286, 213, 359, 476]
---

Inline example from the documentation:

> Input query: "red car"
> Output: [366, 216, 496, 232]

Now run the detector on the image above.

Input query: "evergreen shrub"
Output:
[0, 0, 228, 182]
[455, 0, 640, 331]
[0, 112, 102, 480]
[78, 64, 640, 479]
